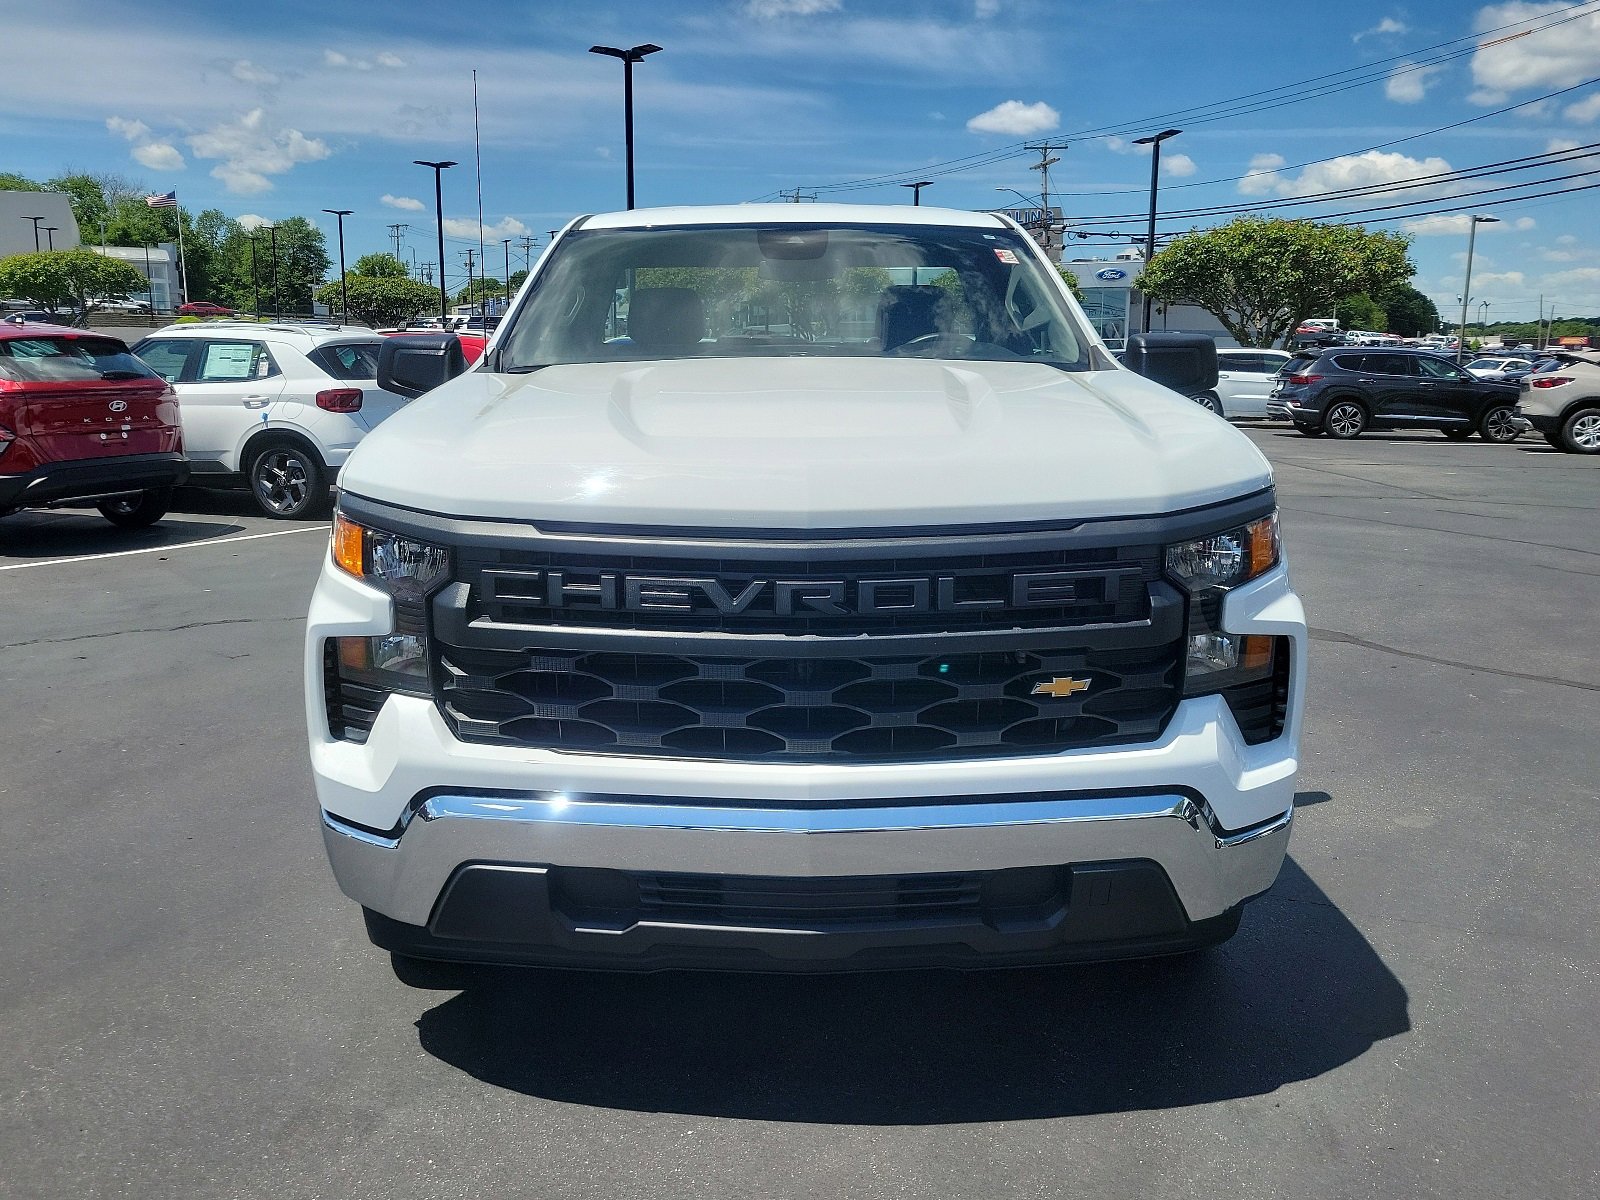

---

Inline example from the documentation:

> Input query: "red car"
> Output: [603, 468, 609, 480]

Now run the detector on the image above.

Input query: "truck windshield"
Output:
[496, 221, 1092, 371]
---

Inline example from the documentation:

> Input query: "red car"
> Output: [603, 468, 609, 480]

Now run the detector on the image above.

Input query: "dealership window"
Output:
[1078, 286, 1129, 342]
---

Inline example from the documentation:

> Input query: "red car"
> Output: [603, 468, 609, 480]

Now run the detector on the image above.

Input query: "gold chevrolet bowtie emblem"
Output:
[1031, 676, 1091, 699]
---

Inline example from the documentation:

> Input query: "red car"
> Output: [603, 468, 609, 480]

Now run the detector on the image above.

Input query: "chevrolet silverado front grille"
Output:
[435, 638, 1182, 762]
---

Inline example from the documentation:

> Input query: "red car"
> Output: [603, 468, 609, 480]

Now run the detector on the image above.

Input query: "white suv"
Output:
[131, 322, 410, 518]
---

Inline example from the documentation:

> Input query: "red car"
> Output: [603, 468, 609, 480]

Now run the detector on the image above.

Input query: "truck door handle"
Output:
[242, 396, 271, 408]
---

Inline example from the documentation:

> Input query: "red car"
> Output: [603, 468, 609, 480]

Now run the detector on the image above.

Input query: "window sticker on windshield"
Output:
[993, 248, 1019, 264]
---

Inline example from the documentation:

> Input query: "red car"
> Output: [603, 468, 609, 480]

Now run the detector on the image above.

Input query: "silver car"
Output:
[1214, 349, 1294, 419]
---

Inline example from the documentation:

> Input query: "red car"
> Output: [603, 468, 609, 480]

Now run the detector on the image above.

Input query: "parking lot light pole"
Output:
[322, 209, 353, 321]
[1133, 129, 1182, 335]
[246, 233, 261, 315]
[21, 215, 44, 252]
[266, 224, 281, 318]
[414, 160, 457, 321]
[901, 181, 934, 206]
[589, 43, 662, 210]
[44, 226, 58, 251]
[1458, 214, 1498, 362]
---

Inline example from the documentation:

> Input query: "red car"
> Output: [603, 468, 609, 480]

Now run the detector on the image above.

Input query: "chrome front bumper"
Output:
[323, 788, 1291, 932]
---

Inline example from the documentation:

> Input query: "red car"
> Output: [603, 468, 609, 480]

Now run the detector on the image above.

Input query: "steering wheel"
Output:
[889, 332, 978, 358]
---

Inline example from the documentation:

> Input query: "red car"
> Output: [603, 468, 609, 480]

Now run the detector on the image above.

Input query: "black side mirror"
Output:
[376, 333, 468, 399]
[1122, 333, 1219, 394]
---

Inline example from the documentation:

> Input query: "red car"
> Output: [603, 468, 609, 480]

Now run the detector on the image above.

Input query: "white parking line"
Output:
[0, 525, 329, 572]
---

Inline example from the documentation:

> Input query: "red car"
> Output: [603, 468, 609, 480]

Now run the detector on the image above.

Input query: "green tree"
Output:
[0, 249, 147, 320]
[261, 217, 330, 314]
[351, 252, 409, 278]
[1054, 266, 1084, 302]
[315, 274, 439, 327]
[1136, 217, 1415, 347]
[1335, 293, 1386, 332]
[454, 277, 506, 306]
[0, 171, 44, 191]
[508, 268, 529, 293]
[1381, 284, 1440, 337]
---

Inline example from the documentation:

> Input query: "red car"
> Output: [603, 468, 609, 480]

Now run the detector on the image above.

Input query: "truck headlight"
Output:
[1165, 512, 1289, 743]
[325, 513, 452, 741]
[1164, 514, 1279, 591]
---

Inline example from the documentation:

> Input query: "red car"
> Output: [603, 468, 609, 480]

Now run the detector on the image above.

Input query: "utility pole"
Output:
[387, 223, 408, 261]
[778, 189, 817, 203]
[502, 238, 512, 305]
[1024, 141, 1066, 259]
[463, 248, 476, 311]
[518, 234, 534, 273]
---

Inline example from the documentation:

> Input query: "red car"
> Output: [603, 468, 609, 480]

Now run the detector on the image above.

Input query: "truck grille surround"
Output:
[427, 531, 1189, 764]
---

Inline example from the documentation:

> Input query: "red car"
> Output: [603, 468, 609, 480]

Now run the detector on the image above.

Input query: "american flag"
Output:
[144, 191, 177, 209]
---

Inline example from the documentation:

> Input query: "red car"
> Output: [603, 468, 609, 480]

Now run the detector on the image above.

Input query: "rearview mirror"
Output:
[1121, 333, 1219, 395]
[377, 333, 468, 399]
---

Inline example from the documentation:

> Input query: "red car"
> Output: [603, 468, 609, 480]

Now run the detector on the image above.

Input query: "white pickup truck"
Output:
[305, 204, 1306, 972]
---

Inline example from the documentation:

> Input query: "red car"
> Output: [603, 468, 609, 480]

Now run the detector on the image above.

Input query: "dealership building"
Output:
[1060, 250, 1231, 347]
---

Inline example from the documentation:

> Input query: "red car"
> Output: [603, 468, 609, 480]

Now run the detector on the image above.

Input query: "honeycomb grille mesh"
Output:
[436, 639, 1182, 762]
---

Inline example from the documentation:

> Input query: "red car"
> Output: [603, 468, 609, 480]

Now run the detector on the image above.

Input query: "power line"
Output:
[760, 2, 1600, 200]
[1066, 142, 1600, 226]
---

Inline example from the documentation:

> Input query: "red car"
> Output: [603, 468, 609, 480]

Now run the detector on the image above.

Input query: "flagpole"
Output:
[173, 192, 190, 307]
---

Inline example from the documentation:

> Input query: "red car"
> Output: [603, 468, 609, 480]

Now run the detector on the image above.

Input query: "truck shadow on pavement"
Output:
[410, 852, 1409, 1123]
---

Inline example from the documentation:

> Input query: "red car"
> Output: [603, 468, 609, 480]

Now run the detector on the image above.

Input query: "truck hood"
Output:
[338, 358, 1273, 528]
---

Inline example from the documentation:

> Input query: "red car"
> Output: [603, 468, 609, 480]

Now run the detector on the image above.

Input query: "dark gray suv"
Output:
[1266, 348, 1523, 441]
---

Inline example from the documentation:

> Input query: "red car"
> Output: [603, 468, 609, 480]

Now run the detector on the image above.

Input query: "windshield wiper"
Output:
[99, 370, 143, 380]
[503, 363, 550, 373]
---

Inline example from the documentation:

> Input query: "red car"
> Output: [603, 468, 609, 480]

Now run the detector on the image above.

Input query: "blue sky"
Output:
[4, 0, 1600, 320]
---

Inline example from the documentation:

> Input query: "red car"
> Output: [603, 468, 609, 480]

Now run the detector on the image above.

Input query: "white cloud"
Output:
[132, 142, 185, 171]
[1106, 137, 1192, 176]
[745, 0, 841, 15]
[1385, 61, 1447, 103]
[1474, 270, 1525, 290]
[1541, 265, 1600, 289]
[106, 115, 150, 141]
[974, 0, 1002, 16]
[381, 193, 425, 211]
[1247, 149, 1454, 198]
[443, 216, 532, 239]
[235, 214, 272, 231]
[187, 108, 331, 195]
[1513, 216, 1537, 230]
[1237, 153, 1287, 195]
[1471, 2, 1600, 99]
[375, 52, 406, 68]
[109, 115, 184, 170]
[322, 49, 349, 67]
[1558, 233, 1579, 244]
[1354, 16, 1407, 41]
[1564, 91, 1600, 122]
[230, 59, 278, 85]
[1547, 137, 1582, 152]
[966, 99, 1059, 135]
[1403, 213, 1519, 236]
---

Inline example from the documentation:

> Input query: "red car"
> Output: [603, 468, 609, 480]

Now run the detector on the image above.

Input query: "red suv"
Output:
[0, 323, 188, 528]
[176, 301, 235, 317]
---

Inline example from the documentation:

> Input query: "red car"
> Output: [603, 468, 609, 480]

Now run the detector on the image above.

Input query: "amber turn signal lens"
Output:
[336, 636, 372, 671]
[332, 513, 365, 579]
[1240, 634, 1275, 673]
[1247, 516, 1279, 577]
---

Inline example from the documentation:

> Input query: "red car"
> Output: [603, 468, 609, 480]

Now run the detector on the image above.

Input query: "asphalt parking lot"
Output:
[2, 428, 1596, 1200]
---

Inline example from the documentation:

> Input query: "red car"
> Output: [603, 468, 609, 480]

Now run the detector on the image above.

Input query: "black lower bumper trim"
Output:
[362, 858, 1244, 973]
[0, 452, 189, 510]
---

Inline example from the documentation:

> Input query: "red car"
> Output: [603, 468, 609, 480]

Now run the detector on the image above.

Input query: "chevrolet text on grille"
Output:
[481, 566, 1145, 616]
